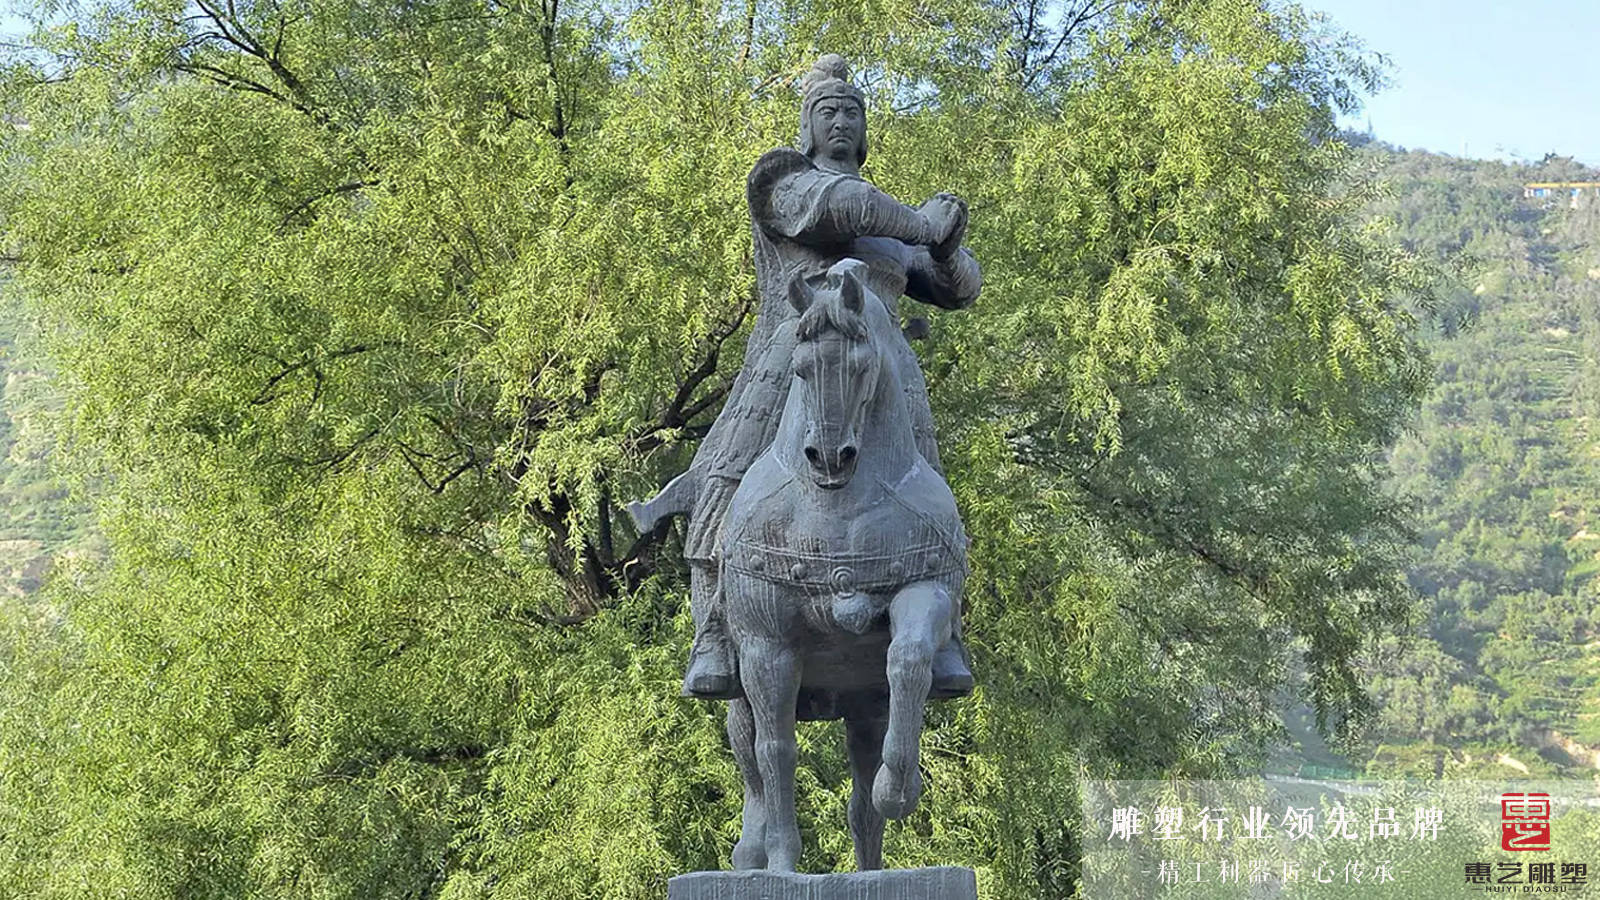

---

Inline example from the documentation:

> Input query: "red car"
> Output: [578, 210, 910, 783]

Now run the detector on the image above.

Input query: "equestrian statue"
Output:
[628, 54, 980, 874]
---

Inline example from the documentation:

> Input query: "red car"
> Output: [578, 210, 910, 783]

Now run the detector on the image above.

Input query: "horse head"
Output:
[786, 260, 887, 490]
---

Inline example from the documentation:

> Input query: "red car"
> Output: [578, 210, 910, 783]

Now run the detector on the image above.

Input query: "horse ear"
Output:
[839, 271, 864, 315]
[787, 274, 812, 315]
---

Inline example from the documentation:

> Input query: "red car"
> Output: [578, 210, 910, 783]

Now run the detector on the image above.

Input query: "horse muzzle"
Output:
[804, 441, 858, 488]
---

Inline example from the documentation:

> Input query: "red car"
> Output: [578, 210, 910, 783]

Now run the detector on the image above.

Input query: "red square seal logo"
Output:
[1500, 792, 1551, 851]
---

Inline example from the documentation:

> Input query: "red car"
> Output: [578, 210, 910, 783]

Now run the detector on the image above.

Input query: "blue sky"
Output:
[1309, 0, 1600, 166]
[5, 1, 1597, 166]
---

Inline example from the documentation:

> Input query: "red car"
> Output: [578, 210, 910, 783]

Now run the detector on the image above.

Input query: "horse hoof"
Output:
[731, 841, 766, 870]
[872, 761, 922, 819]
[625, 500, 655, 533]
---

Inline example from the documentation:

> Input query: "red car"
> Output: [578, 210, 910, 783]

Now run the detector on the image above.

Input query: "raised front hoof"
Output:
[871, 762, 923, 820]
[731, 839, 767, 870]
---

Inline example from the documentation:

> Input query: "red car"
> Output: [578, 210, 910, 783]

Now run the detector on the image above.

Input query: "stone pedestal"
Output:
[667, 867, 977, 900]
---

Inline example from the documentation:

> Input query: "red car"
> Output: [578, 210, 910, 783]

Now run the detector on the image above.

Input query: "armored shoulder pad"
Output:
[746, 147, 816, 213]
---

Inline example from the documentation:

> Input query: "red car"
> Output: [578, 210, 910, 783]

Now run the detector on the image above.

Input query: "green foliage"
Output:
[0, 282, 92, 605]
[1356, 146, 1600, 775]
[0, 1, 1431, 897]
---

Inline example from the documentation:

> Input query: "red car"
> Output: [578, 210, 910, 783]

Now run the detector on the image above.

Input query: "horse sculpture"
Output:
[713, 259, 968, 872]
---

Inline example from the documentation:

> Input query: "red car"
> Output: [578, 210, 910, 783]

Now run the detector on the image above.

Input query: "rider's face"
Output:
[810, 99, 863, 164]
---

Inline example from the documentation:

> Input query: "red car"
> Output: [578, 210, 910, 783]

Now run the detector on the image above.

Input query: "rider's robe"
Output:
[684, 148, 982, 565]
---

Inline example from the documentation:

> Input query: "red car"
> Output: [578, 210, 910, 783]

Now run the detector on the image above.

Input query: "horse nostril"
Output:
[839, 445, 857, 464]
[804, 446, 822, 468]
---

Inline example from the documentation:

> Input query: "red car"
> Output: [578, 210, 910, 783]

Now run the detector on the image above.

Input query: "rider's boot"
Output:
[683, 617, 740, 699]
[683, 564, 741, 699]
[930, 633, 974, 698]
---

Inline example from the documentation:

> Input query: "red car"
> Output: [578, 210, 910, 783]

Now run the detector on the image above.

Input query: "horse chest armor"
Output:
[723, 530, 963, 636]
[722, 471, 967, 589]
[724, 537, 961, 592]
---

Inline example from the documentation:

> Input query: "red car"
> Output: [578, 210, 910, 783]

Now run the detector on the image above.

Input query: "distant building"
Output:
[1523, 182, 1600, 208]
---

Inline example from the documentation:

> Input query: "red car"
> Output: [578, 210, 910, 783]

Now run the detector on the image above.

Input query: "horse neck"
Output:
[857, 356, 916, 482]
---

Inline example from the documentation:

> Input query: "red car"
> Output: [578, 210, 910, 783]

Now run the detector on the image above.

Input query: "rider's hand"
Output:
[920, 193, 967, 259]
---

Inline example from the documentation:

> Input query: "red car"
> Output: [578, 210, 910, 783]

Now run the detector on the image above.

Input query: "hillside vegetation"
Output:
[1357, 145, 1600, 775]
[0, 286, 87, 598]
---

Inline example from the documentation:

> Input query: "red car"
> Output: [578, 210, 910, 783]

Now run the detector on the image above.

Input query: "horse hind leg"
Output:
[727, 697, 766, 870]
[845, 709, 887, 870]
[874, 580, 953, 820]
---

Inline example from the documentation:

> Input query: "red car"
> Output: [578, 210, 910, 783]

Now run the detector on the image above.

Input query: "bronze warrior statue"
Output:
[631, 55, 983, 877]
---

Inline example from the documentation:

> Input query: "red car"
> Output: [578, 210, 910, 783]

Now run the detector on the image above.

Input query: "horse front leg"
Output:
[727, 697, 766, 869]
[739, 637, 803, 870]
[874, 580, 953, 820]
[845, 709, 887, 870]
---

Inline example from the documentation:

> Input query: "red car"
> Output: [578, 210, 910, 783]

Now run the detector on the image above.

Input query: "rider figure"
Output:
[633, 55, 979, 699]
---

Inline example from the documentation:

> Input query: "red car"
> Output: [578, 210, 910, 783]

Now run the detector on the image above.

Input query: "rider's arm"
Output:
[747, 148, 938, 247]
[905, 244, 981, 311]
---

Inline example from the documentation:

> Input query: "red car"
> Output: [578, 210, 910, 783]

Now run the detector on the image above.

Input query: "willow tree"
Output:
[0, 0, 1430, 897]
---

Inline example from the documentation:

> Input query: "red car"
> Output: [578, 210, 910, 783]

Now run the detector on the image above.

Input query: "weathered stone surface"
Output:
[628, 54, 984, 872]
[667, 867, 978, 900]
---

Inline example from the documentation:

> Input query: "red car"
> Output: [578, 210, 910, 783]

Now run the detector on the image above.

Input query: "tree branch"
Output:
[184, 0, 331, 127]
[251, 343, 392, 406]
[539, 0, 570, 152]
[278, 180, 375, 231]
[627, 290, 754, 453]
